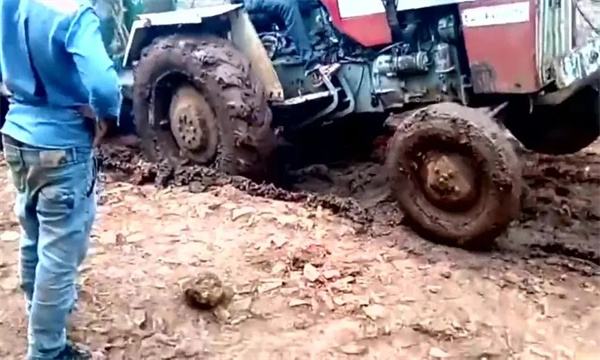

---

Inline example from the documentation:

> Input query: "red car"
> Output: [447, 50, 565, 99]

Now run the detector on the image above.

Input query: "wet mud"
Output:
[97, 137, 600, 272]
[97, 144, 373, 225]
[512, 147, 600, 265]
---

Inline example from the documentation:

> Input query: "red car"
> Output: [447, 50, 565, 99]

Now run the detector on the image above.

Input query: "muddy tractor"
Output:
[2, 0, 600, 248]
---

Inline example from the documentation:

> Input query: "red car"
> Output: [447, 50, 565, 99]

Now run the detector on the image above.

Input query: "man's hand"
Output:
[93, 120, 110, 147]
[78, 105, 115, 147]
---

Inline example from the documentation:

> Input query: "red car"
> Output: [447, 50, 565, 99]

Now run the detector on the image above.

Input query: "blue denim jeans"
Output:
[2, 136, 97, 360]
[244, 0, 317, 69]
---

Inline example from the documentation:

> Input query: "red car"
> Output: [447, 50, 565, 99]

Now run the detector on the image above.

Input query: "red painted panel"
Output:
[459, 0, 539, 93]
[319, 0, 392, 47]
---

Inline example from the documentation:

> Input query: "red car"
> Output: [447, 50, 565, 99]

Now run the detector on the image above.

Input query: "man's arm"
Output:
[65, 6, 121, 121]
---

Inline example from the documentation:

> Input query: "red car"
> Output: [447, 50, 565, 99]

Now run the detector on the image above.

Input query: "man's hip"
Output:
[2, 134, 98, 202]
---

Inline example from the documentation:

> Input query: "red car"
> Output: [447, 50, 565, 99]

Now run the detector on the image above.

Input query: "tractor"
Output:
[1, 0, 599, 248]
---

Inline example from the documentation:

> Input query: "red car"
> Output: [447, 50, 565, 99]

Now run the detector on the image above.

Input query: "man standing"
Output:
[0, 0, 121, 359]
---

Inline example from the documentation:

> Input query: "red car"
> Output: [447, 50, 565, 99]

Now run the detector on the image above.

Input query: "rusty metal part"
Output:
[459, 0, 539, 93]
[169, 85, 219, 164]
[419, 153, 478, 211]
[228, 9, 284, 101]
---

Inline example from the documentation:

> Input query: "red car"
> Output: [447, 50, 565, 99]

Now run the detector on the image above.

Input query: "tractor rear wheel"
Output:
[386, 102, 522, 248]
[133, 35, 277, 180]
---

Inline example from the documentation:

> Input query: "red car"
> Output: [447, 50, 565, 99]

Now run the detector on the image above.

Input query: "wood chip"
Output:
[257, 280, 283, 294]
[427, 285, 441, 294]
[271, 236, 288, 248]
[339, 343, 368, 355]
[322, 269, 341, 280]
[289, 299, 310, 307]
[0, 231, 20, 242]
[231, 207, 254, 221]
[317, 291, 335, 310]
[429, 347, 449, 358]
[362, 304, 386, 320]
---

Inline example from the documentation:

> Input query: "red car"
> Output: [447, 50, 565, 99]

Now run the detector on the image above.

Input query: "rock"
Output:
[362, 304, 386, 320]
[271, 236, 288, 248]
[427, 285, 441, 294]
[188, 181, 207, 193]
[115, 233, 126, 245]
[289, 298, 310, 307]
[290, 245, 329, 269]
[529, 346, 554, 359]
[257, 279, 283, 294]
[323, 269, 341, 280]
[429, 347, 449, 359]
[0, 276, 20, 292]
[333, 296, 347, 306]
[0, 230, 20, 242]
[175, 338, 204, 357]
[231, 297, 253, 312]
[90, 351, 107, 360]
[213, 306, 231, 322]
[303, 264, 321, 282]
[341, 263, 361, 276]
[231, 207, 254, 221]
[555, 345, 574, 359]
[338, 343, 368, 355]
[131, 309, 147, 328]
[317, 291, 335, 310]
[271, 261, 287, 276]
[126, 232, 146, 243]
[330, 276, 355, 292]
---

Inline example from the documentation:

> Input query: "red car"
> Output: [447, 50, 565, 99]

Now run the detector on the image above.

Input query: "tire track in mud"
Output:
[97, 144, 374, 225]
[513, 148, 600, 267]
[97, 142, 600, 272]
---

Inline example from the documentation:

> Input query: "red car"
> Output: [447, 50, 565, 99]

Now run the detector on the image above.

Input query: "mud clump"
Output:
[182, 271, 234, 310]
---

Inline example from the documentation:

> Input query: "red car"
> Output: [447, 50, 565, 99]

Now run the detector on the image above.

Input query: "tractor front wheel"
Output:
[386, 102, 522, 248]
[133, 35, 277, 180]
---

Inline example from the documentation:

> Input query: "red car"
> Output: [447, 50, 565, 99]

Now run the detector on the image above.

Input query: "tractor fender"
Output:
[122, 3, 243, 67]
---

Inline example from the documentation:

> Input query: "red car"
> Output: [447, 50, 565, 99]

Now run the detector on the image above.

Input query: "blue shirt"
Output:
[0, 0, 122, 149]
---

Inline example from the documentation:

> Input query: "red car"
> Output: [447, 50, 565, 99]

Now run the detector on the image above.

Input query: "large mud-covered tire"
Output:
[133, 35, 277, 179]
[386, 102, 523, 248]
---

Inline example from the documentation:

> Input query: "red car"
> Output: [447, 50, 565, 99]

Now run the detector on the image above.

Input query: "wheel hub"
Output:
[171, 106, 206, 151]
[420, 153, 478, 210]
[168, 85, 219, 163]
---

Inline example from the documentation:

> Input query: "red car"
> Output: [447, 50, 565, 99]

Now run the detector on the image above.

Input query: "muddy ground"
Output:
[0, 138, 599, 359]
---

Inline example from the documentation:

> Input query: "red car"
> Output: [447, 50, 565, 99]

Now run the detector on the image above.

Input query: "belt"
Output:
[2, 134, 24, 147]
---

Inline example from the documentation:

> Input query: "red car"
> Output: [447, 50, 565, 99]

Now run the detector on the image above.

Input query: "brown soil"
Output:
[0, 139, 599, 359]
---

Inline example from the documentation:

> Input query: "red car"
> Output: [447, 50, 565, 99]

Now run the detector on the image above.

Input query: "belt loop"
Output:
[17, 146, 25, 167]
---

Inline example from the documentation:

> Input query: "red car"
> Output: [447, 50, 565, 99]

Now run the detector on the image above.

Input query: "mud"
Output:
[3, 139, 600, 359]
[98, 144, 373, 226]
[97, 135, 600, 273]
[510, 146, 600, 266]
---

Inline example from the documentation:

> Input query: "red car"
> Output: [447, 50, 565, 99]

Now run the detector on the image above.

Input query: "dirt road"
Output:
[0, 141, 599, 359]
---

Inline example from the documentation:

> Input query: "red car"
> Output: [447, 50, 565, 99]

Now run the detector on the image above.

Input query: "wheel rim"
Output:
[418, 151, 479, 212]
[168, 85, 219, 164]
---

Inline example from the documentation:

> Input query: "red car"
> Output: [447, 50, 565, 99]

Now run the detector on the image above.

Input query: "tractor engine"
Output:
[370, 10, 465, 108]
[255, 1, 467, 110]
